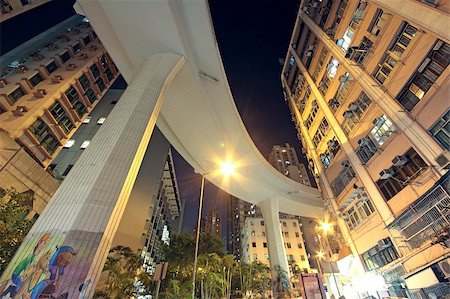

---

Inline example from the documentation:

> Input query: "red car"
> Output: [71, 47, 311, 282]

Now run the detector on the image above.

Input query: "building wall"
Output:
[0, 0, 51, 22]
[0, 15, 120, 217]
[282, 0, 450, 291]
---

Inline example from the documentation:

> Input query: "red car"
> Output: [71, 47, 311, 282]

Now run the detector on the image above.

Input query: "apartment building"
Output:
[0, 0, 51, 22]
[269, 143, 312, 186]
[205, 210, 222, 239]
[281, 0, 449, 297]
[0, 15, 119, 217]
[242, 217, 310, 293]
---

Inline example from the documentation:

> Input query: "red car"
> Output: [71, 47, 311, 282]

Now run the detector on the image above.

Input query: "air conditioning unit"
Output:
[377, 239, 388, 247]
[343, 110, 353, 119]
[379, 168, 395, 179]
[373, 116, 385, 127]
[329, 98, 338, 106]
[341, 160, 350, 168]
[328, 140, 338, 148]
[312, 100, 318, 108]
[358, 137, 370, 146]
[392, 155, 409, 166]
[339, 75, 349, 83]
[438, 258, 450, 278]
[306, 51, 313, 57]
[417, 58, 431, 73]
[348, 102, 359, 112]
[307, 45, 315, 51]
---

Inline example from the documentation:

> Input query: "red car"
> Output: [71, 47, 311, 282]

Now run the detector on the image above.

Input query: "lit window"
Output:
[80, 140, 90, 149]
[430, 109, 450, 150]
[64, 139, 75, 148]
[97, 117, 106, 124]
[83, 117, 91, 124]
[370, 115, 395, 146]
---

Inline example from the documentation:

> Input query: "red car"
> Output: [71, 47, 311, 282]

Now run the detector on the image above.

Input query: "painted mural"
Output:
[0, 231, 92, 299]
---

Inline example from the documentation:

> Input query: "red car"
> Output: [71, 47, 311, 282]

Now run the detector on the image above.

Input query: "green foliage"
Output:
[0, 189, 35, 275]
[239, 261, 271, 298]
[94, 246, 152, 299]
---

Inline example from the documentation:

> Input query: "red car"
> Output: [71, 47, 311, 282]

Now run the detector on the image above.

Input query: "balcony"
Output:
[388, 172, 450, 249]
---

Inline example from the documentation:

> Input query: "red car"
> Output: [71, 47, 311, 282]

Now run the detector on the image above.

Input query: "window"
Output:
[252, 242, 256, 248]
[371, 115, 395, 146]
[84, 88, 97, 103]
[349, 0, 367, 30]
[78, 74, 91, 91]
[282, 221, 287, 227]
[342, 92, 372, 135]
[300, 255, 306, 261]
[374, 23, 418, 84]
[49, 101, 74, 134]
[313, 118, 330, 147]
[83, 116, 92, 124]
[284, 231, 289, 237]
[253, 254, 258, 261]
[356, 137, 378, 164]
[60, 51, 70, 63]
[72, 42, 81, 54]
[97, 117, 106, 125]
[8, 86, 25, 103]
[263, 242, 267, 248]
[285, 243, 292, 248]
[105, 68, 114, 81]
[45, 61, 58, 74]
[344, 192, 375, 230]
[64, 139, 75, 148]
[297, 243, 302, 249]
[90, 64, 100, 79]
[250, 220, 254, 226]
[295, 232, 300, 238]
[305, 104, 319, 129]
[65, 87, 80, 105]
[80, 140, 90, 149]
[28, 72, 43, 87]
[376, 148, 427, 201]
[330, 73, 354, 112]
[264, 254, 269, 260]
[251, 231, 255, 236]
[260, 220, 265, 226]
[367, 9, 389, 36]
[293, 222, 297, 227]
[320, 138, 340, 168]
[83, 35, 91, 45]
[289, 255, 295, 262]
[29, 119, 59, 155]
[96, 77, 105, 92]
[397, 40, 449, 111]
[429, 109, 450, 150]
[326, 58, 339, 79]
[362, 238, 398, 271]
[331, 165, 356, 196]
[262, 231, 266, 237]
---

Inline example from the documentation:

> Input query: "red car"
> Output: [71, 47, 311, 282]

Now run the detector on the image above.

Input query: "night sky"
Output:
[1, 0, 306, 238]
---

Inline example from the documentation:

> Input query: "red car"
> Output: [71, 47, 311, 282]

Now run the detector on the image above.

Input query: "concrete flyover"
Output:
[0, 1, 323, 297]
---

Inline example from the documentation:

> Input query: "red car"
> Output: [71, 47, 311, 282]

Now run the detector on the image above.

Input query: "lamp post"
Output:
[317, 221, 341, 298]
[191, 161, 235, 299]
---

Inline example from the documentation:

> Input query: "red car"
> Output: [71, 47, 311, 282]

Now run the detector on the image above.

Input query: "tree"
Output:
[94, 246, 151, 299]
[0, 189, 36, 275]
[273, 265, 291, 298]
[239, 261, 271, 299]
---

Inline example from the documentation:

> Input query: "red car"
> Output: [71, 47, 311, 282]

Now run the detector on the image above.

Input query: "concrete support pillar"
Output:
[298, 12, 446, 173]
[288, 50, 395, 225]
[259, 197, 291, 289]
[0, 53, 185, 298]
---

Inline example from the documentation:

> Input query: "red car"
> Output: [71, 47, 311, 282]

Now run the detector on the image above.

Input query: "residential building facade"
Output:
[0, 0, 51, 22]
[242, 217, 310, 293]
[205, 210, 222, 239]
[269, 143, 312, 186]
[0, 15, 120, 217]
[282, 0, 450, 296]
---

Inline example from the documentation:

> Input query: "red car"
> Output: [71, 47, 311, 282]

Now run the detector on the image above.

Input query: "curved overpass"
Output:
[74, 0, 323, 217]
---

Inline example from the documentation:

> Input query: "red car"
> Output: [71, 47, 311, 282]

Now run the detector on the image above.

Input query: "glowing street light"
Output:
[317, 251, 325, 259]
[319, 220, 333, 234]
[192, 160, 236, 298]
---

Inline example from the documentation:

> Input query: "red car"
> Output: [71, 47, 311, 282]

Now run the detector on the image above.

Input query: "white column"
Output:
[298, 11, 446, 172]
[259, 197, 291, 288]
[289, 49, 395, 225]
[0, 53, 185, 298]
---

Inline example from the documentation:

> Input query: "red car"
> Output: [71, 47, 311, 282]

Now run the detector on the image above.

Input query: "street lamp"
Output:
[192, 160, 235, 299]
[316, 221, 341, 298]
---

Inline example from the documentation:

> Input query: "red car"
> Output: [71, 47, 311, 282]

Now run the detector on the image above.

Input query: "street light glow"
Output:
[321, 221, 332, 233]
[317, 251, 325, 259]
[220, 160, 235, 176]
